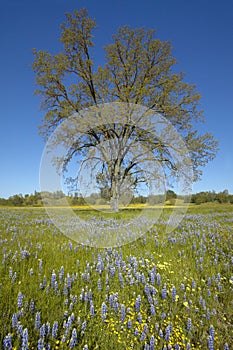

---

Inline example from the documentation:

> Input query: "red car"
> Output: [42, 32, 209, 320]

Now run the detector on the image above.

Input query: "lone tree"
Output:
[33, 8, 218, 212]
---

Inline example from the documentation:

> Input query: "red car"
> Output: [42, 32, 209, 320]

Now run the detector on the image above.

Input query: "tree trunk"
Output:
[110, 196, 119, 212]
[110, 180, 119, 212]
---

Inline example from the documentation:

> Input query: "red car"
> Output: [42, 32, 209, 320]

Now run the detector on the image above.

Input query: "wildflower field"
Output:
[0, 205, 232, 349]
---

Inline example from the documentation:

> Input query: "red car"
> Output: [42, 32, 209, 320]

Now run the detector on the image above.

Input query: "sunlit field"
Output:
[0, 204, 232, 349]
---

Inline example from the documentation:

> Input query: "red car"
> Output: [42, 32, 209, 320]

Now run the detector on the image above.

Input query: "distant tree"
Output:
[8, 194, 24, 206]
[166, 190, 177, 200]
[33, 8, 218, 212]
[216, 189, 229, 204]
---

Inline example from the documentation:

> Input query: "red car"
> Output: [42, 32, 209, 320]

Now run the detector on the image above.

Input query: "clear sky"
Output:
[0, 0, 232, 198]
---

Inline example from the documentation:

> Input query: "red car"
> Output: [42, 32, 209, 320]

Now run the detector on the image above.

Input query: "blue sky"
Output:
[0, 0, 232, 198]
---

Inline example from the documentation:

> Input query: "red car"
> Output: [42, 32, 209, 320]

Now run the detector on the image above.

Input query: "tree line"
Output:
[0, 189, 232, 207]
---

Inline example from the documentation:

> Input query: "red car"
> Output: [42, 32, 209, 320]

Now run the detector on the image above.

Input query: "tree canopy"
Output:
[33, 8, 218, 211]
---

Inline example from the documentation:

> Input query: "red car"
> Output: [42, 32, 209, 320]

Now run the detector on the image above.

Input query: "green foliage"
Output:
[166, 190, 177, 200]
[191, 189, 230, 204]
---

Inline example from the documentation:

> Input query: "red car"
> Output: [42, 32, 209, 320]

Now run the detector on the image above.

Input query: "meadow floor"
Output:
[0, 204, 232, 349]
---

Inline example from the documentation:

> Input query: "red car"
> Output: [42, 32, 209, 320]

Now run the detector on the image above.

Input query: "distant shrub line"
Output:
[0, 189, 232, 207]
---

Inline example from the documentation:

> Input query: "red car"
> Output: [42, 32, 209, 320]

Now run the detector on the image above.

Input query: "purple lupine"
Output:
[35, 312, 41, 330]
[150, 271, 155, 284]
[165, 325, 171, 341]
[83, 345, 89, 350]
[67, 314, 75, 330]
[109, 294, 114, 308]
[21, 328, 28, 349]
[181, 283, 185, 290]
[17, 292, 23, 308]
[52, 321, 58, 338]
[12, 313, 18, 329]
[121, 304, 125, 322]
[16, 323, 23, 337]
[187, 318, 192, 333]
[46, 322, 50, 336]
[54, 281, 59, 294]
[97, 278, 102, 292]
[119, 272, 124, 287]
[81, 321, 86, 332]
[208, 336, 214, 350]
[141, 273, 146, 284]
[69, 328, 77, 348]
[114, 301, 119, 313]
[135, 295, 141, 312]
[59, 266, 64, 282]
[175, 344, 180, 350]
[109, 266, 115, 278]
[3, 333, 12, 350]
[61, 335, 66, 343]
[143, 323, 148, 333]
[85, 290, 91, 302]
[63, 283, 68, 296]
[127, 319, 132, 328]
[144, 284, 150, 295]
[186, 344, 191, 350]
[151, 286, 157, 295]
[137, 313, 142, 324]
[51, 270, 56, 287]
[209, 325, 214, 341]
[171, 286, 176, 301]
[90, 303, 95, 318]
[150, 304, 155, 316]
[67, 273, 71, 289]
[105, 275, 109, 285]
[30, 299, 35, 313]
[40, 324, 46, 339]
[70, 295, 77, 304]
[158, 329, 163, 338]
[12, 272, 17, 283]
[162, 284, 167, 299]
[149, 335, 155, 350]
[37, 338, 45, 350]
[140, 332, 146, 341]
[224, 344, 229, 350]
[101, 302, 108, 322]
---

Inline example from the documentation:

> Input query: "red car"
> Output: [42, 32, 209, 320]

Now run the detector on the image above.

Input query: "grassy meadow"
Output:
[0, 204, 232, 349]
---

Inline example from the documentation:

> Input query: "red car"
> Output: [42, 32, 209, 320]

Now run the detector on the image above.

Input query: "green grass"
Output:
[0, 205, 232, 349]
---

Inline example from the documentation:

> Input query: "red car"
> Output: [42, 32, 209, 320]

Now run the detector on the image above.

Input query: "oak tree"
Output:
[33, 8, 218, 211]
